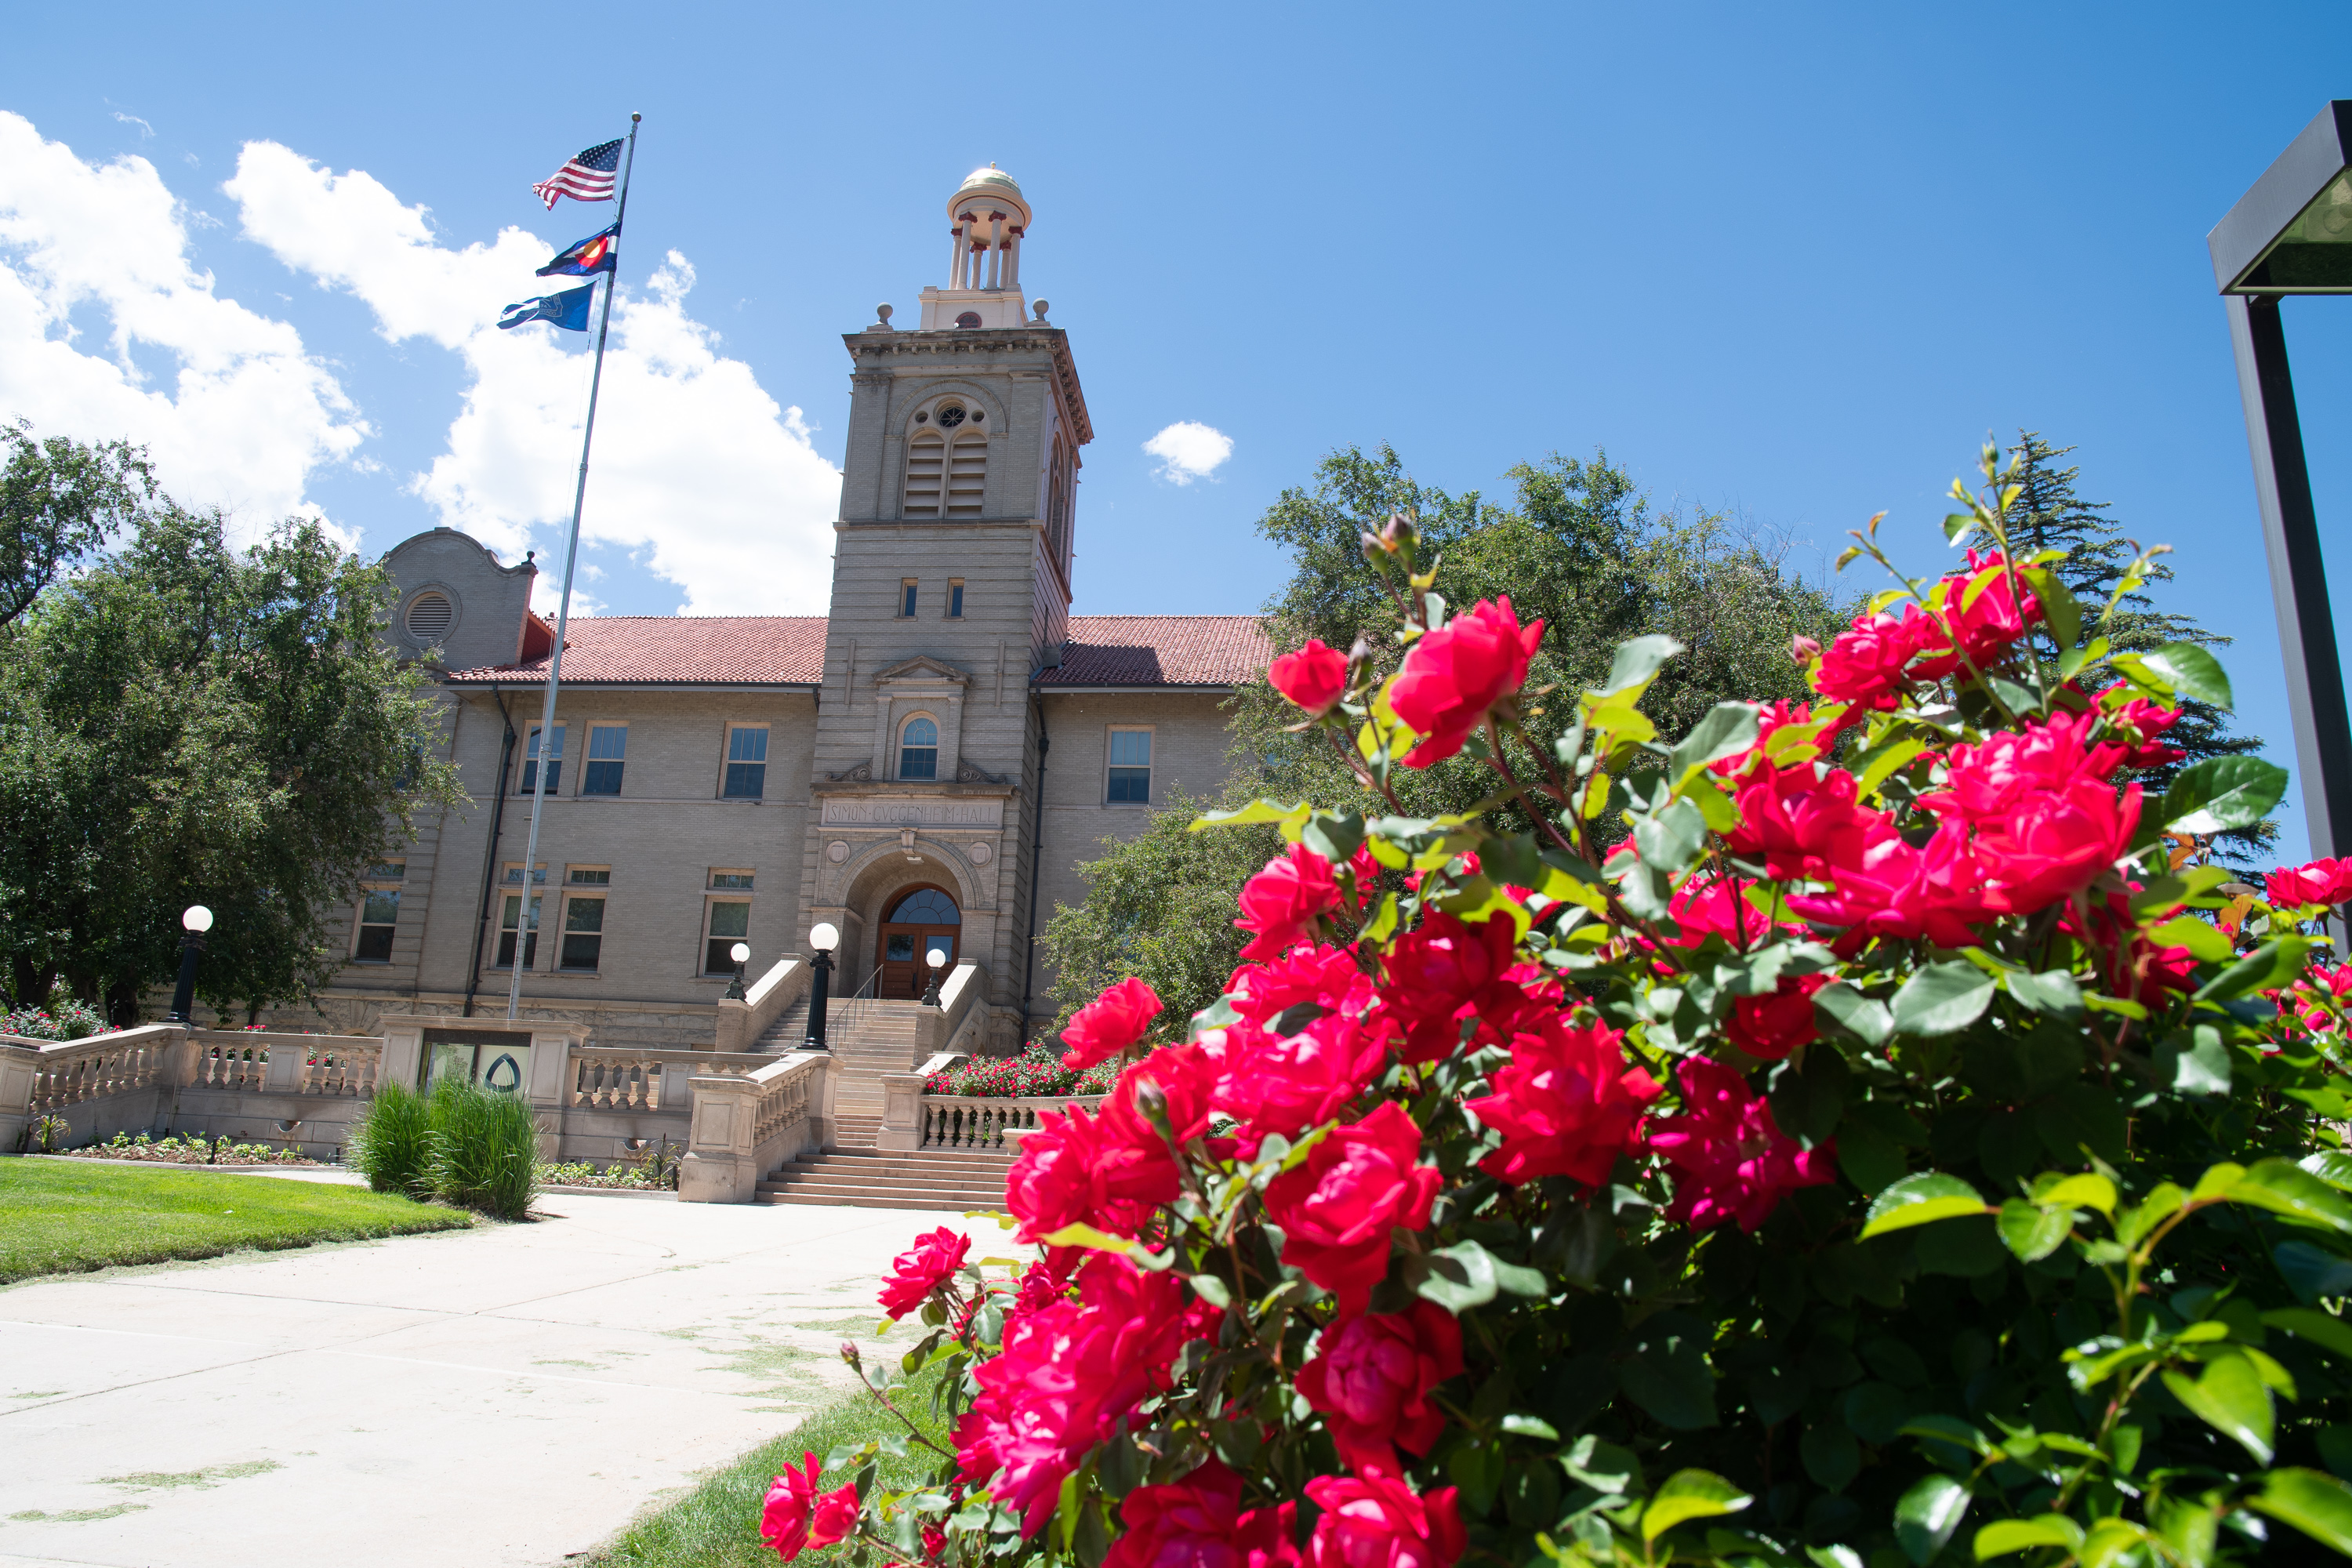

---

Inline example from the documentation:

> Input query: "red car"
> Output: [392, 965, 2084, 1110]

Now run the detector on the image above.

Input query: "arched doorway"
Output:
[879, 885, 960, 998]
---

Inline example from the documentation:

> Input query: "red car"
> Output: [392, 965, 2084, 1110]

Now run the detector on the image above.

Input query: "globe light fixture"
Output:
[921, 943, 950, 1008]
[169, 905, 214, 1024]
[724, 940, 752, 1000]
[804, 922, 838, 1052]
[183, 905, 214, 933]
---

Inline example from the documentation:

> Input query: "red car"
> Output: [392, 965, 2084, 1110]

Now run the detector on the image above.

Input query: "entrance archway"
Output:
[879, 884, 960, 999]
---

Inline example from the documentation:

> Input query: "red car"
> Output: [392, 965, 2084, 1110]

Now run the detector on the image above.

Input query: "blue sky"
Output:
[4, 2, 2352, 852]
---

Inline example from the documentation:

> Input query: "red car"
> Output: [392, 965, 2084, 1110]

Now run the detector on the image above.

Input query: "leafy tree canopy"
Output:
[0, 420, 155, 628]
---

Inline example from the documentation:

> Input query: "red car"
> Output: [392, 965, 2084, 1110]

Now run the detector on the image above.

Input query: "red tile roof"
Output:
[443, 617, 828, 685]
[441, 614, 1269, 688]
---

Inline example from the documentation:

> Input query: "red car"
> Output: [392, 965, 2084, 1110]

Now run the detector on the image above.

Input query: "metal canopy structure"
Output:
[2210, 101, 2352, 862]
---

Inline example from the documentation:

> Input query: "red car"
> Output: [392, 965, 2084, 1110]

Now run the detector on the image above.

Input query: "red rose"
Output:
[1103, 1458, 1300, 1568]
[1296, 1302, 1463, 1470]
[1727, 973, 1830, 1062]
[1385, 596, 1544, 767]
[1236, 843, 1344, 962]
[1661, 876, 1806, 951]
[1910, 550, 2039, 681]
[1271, 638, 1350, 716]
[1464, 1014, 1659, 1186]
[1262, 1101, 1439, 1312]
[1376, 913, 1525, 1064]
[1785, 817, 1999, 949]
[877, 1225, 971, 1319]
[1302, 1472, 1465, 1568]
[1725, 764, 1883, 885]
[1209, 1009, 1385, 1152]
[2270, 857, 2352, 909]
[2103, 687, 2187, 768]
[2064, 891, 2199, 1008]
[1812, 609, 1928, 713]
[1061, 976, 1164, 1070]
[1004, 1103, 1174, 1247]
[1225, 942, 1371, 1025]
[1645, 1057, 1835, 1232]
[761, 1453, 857, 1561]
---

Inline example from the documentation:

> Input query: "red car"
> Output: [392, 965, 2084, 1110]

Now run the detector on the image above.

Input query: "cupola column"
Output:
[1004, 227, 1023, 290]
[946, 225, 964, 288]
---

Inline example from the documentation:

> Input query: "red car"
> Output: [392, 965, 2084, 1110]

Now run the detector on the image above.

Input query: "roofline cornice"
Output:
[841, 325, 1092, 446]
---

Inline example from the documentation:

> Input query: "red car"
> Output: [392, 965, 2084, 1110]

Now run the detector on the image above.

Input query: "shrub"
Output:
[2, 998, 108, 1040]
[422, 1077, 539, 1220]
[782, 451, 2352, 1566]
[347, 1080, 432, 1196]
[926, 1044, 1120, 1099]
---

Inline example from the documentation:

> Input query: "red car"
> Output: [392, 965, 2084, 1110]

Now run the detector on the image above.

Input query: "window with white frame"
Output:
[519, 724, 566, 794]
[703, 898, 750, 975]
[582, 724, 626, 794]
[560, 890, 606, 971]
[1107, 727, 1152, 803]
[723, 725, 768, 798]
[899, 714, 939, 780]
[496, 890, 542, 969]
[900, 579, 920, 618]
[947, 579, 965, 619]
[354, 862, 404, 963]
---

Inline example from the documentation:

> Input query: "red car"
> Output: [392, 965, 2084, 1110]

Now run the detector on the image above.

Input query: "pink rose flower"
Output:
[1909, 550, 2039, 681]
[1464, 1014, 1659, 1186]
[2270, 856, 2352, 909]
[1646, 1057, 1835, 1232]
[1225, 943, 1372, 1025]
[1784, 817, 2000, 949]
[1295, 1302, 1462, 1470]
[877, 1225, 971, 1319]
[1726, 974, 1830, 1062]
[1386, 596, 1544, 767]
[1262, 1101, 1440, 1312]
[1811, 609, 1928, 713]
[761, 1452, 858, 1561]
[1302, 1472, 1465, 1568]
[1236, 843, 1344, 962]
[1724, 764, 1883, 886]
[1102, 1458, 1300, 1568]
[1375, 913, 1526, 1064]
[1208, 1008, 1385, 1153]
[1270, 638, 1350, 716]
[1916, 713, 2138, 916]
[1061, 976, 1165, 1070]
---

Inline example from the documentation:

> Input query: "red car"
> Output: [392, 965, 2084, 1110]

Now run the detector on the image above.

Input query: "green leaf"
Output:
[1619, 1316, 1718, 1430]
[2162, 756, 2288, 833]
[1192, 797, 1310, 830]
[1639, 1469, 1751, 1544]
[1633, 796, 1710, 871]
[2004, 968, 2084, 1018]
[1668, 702, 1760, 782]
[2301, 1151, 2352, 1192]
[1891, 962, 1996, 1036]
[1862, 1172, 1991, 1239]
[2194, 935, 2315, 1003]
[2250, 1468, 2352, 1555]
[2162, 1351, 2274, 1463]
[2153, 1025, 2232, 1098]
[1414, 1240, 1544, 1312]
[1814, 982, 1893, 1046]
[1973, 1517, 2085, 1559]
[1895, 1472, 1972, 1566]
[1596, 635, 1686, 698]
[1186, 1273, 1232, 1309]
[2223, 1159, 2352, 1236]
[1298, 810, 1366, 867]
[1853, 736, 1929, 797]
[2032, 1173, 2117, 1215]
[2149, 915, 2235, 963]
[1501, 1413, 1560, 1440]
[1996, 1199, 2074, 1262]
[2143, 643, 2234, 710]
[2279, 1241, 2352, 1303]
[2264, 1308, 2352, 1362]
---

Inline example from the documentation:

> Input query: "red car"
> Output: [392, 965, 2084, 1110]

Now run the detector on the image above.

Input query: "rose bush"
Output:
[768, 448, 2352, 1566]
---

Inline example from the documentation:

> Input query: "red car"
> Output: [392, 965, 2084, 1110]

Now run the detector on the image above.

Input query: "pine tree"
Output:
[2005, 430, 2274, 861]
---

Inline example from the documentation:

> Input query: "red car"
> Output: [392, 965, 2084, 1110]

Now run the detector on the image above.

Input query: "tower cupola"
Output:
[918, 165, 1040, 330]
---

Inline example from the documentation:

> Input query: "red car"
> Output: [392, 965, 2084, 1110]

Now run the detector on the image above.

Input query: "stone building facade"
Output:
[297, 166, 1269, 1052]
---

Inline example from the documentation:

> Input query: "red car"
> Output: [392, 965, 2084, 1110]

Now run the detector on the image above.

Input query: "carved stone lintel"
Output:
[826, 759, 874, 782]
[955, 759, 1009, 785]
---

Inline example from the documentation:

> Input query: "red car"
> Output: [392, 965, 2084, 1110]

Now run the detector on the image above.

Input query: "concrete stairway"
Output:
[756, 1144, 1014, 1212]
[816, 1000, 931, 1115]
[753, 993, 812, 1053]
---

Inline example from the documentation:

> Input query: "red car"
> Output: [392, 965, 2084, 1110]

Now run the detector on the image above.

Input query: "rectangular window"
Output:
[519, 724, 566, 794]
[900, 579, 919, 618]
[501, 863, 547, 887]
[560, 896, 605, 971]
[709, 869, 755, 890]
[723, 725, 768, 798]
[354, 887, 399, 963]
[569, 866, 610, 885]
[947, 579, 964, 619]
[496, 892, 542, 969]
[1107, 728, 1152, 803]
[365, 862, 406, 880]
[582, 725, 626, 794]
[704, 899, 750, 975]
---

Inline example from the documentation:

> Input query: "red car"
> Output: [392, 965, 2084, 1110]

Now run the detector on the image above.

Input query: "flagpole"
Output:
[507, 113, 640, 1022]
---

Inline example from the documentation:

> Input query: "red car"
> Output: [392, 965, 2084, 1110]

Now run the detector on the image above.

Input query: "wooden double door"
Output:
[878, 884, 960, 998]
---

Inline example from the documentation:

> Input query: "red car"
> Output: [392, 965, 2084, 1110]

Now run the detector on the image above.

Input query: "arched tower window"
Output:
[898, 714, 939, 780]
[903, 429, 945, 518]
[1046, 435, 1073, 568]
[947, 431, 987, 517]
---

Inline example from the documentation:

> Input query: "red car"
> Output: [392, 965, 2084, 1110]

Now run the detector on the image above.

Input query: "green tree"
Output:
[0, 421, 155, 628]
[0, 498, 463, 1019]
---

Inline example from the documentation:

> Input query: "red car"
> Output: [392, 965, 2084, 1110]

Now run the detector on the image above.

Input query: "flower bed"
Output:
[2, 1000, 108, 1040]
[537, 1159, 678, 1191]
[757, 452, 2352, 1567]
[56, 1131, 325, 1166]
[924, 1044, 1118, 1099]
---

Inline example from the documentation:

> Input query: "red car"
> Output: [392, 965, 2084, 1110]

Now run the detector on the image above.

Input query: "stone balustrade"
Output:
[875, 1072, 1105, 1153]
[2, 1025, 185, 1142]
[679, 1050, 833, 1203]
[566, 1047, 772, 1114]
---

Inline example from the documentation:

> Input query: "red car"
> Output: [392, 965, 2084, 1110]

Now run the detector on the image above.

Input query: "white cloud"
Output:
[0, 111, 366, 543]
[1143, 419, 1233, 485]
[111, 111, 154, 140]
[227, 142, 841, 614]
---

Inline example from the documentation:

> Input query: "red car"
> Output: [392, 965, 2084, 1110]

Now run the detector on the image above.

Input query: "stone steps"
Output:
[756, 1147, 1013, 1212]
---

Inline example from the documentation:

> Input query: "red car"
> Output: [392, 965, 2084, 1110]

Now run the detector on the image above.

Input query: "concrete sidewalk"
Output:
[0, 1189, 983, 1567]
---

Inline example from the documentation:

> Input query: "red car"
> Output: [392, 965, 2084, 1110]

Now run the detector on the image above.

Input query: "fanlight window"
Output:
[405, 590, 453, 641]
[887, 887, 960, 925]
[898, 715, 939, 780]
[905, 430, 945, 517]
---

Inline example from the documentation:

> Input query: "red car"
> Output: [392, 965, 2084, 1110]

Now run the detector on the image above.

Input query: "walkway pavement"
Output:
[0, 1179, 985, 1567]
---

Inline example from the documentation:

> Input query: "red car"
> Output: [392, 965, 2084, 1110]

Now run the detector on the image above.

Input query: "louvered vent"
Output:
[904, 431, 945, 517]
[405, 591, 454, 641]
[946, 433, 986, 517]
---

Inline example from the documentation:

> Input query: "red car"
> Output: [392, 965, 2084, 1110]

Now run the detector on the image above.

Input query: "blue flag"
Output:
[497, 284, 595, 332]
[537, 224, 619, 278]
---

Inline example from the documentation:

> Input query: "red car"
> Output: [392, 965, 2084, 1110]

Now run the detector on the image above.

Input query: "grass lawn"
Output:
[0, 1158, 476, 1283]
[590, 1365, 952, 1567]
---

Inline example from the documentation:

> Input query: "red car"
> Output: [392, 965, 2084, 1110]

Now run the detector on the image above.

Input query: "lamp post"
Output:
[921, 944, 949, 1008]
[169, 905, 212, 1025]
[724, 941, 751, 1001]
[2210, 102, 2352, 865]
[805, 922, 837, 1052]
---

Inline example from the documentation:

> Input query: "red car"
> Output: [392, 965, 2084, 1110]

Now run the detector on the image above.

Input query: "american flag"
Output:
[532, 139, 622, 211]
